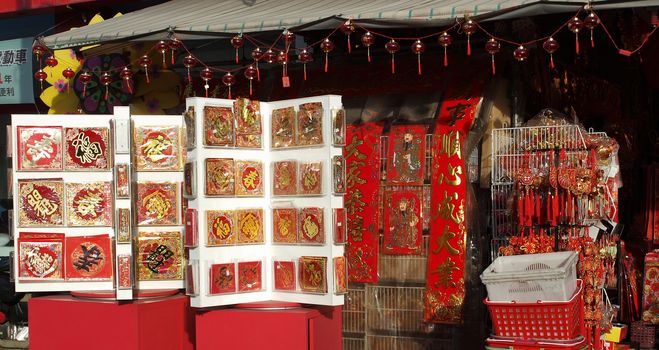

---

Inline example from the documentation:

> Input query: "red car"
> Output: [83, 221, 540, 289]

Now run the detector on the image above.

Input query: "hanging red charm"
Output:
[484, 38, 500, 75]
[34, 69, 47, 90]
[361, 32, 375, 62]
[320, 38, 335, 73]
[438, 32, 453, 67]
[251, 47, 264, 81]
[183, 54, 196, 84]
[583, 12, 599, 48]
[385, 39, 400, 74]
[79, 71, 92, 97]
[100, 72, 112, 101]
[139, 55, 152, 84]
[283, 30, 295, 52]
[263, 49, 277, 64]
[62, 67, 75, 93]
[156, 40, 168, 68]
[513, 45, 529, 61]
[200, 67, 213, 97]
[543, 37, 560, 69]
[411, 39, 426, 75]
[340, 20, 355, 53]
[221, 72, 236, 99]
[462, 19, 477, 56]
[231, 34, 244, 64]
[568, 16, 583, 55]
[168, 37, 182, 65]
[32, 42, 47, 68]
[244, 65, 257, 96]
[277, 50, 289, 78]
[120, 66, 134, 94]
[298, 49, 312, 80]
[45, 56, 58, 77]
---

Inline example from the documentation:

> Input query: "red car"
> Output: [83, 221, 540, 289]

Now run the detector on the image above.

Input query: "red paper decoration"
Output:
[79, 70, 92, 97]
[244, 64, 258, 95]
[568, 16, 583, 54]
[62, 67, 75, 93]
[100, 72, 112, 101]
[200, 67, 213, 97]
[263, 49, 277, 64]
[513, 45, 529, 61]
[340, 20, 355, 53]
[485, 38, 500, 75]
[120, 66, 134, 94]
[385, 39, 400, 74]
[277, 50, 289, 78]
[183, 54, 196, 84]
[251, 47, 264, 81]
[298, 49, 312, 80]
[462, 19, 477, 56]
[231, 34, 244, 63]
[543, 37, 560, 69]
[156, 40, 168, 68]
[361, 31, 375, 62]
[34, 69, 47, 90]
[139, 54, 153, 83]
[168, 37, 182, 64]
[320, 38, 335, 73]
[222, 72, 236, 99]
[438, 32, 453, 67]
[583, 12, 599, 48]
[411, 39, 426, 75]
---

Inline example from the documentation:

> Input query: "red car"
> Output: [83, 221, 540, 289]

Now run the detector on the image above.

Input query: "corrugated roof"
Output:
[42, 0, 659, 49]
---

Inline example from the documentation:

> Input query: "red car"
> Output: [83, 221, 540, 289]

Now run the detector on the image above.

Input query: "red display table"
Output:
[29, 293, 195, 350]
[195, 305, 342, 350]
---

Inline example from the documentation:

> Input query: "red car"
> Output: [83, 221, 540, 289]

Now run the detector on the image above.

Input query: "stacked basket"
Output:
[480, 251, 588, 350]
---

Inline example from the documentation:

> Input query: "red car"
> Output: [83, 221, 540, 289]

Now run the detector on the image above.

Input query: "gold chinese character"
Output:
[27, 189, 58, 218]
[213, 217, 232, 240]
[142, 191, 171, 219]
[142, 135, 172, 162]
[431, 258, 459, 288]
[438, 131, 461, 159]
[243, 170, 260, 189]
[432, 225, 460, 255]
[438, 164, 463, 186]
[302, 216, 319, 239]
[71, 132, 102, 164]
[278, 218, 292, 237]
[438, 191, 464, 224]
[75, 191, 103, 218]
[27, 135, 55, 162]
[239, 213, 260, 240]
[348, 216, 364, 242]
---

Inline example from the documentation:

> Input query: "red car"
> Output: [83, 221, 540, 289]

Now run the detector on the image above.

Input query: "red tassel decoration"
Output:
[485, 38, 500, 75]
[361, 32, 375, 63]
[411, 40, 426, 76]
[298, 49, 312, 81]
[543, 37, 559, 69]
[385, 39, 400, 74]
[568, 17, 583, 55]
[100, 72, 112, 101]
[462, 19, 477, 56]
[583, 12, 599, 48]
[320, 38, 335, 73]
[340, 20, 355, 54]
[156, 40, 168, 69]
[438, 32, 452, 67]
[231, 34, 245, 64]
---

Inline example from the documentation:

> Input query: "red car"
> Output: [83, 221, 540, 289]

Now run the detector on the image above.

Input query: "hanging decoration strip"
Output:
[424, 81, 481, 324]
[34, 4, 658, 99]
[345, 122, 383, 283]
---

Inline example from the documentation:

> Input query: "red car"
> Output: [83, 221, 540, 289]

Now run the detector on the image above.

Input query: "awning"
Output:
[42, 0, 659, 49]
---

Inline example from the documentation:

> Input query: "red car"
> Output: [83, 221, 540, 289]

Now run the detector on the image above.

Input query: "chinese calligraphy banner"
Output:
[0, 38, 33, 104]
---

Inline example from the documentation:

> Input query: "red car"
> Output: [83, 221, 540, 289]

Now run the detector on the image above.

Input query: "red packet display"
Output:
[206, 210, 236, 246]
[205, 158, 235, 196]
[299, 161, 323, 195]
[274, 260, 296, 291]
[65, 235, 113, 280]
[183, 106, 196, 150]
[332, 155, 346, 194]
[115, 164, 130, 198]
[273, 160, 297, 196]
[299, 207, 324, 245]
[18, 179, 64, 227]
[135, 182, 179, 226]
[333, 208, 346, 244]
[64, 127, 111, 170]
[185, 262, 198, 296]
[233, 98, 262, 135]
[17, 232, 64, 280]
[642, 251, 659, 324]
[134, 125, 183, 171]
[297, 102, 323, 146]
[235, 160, 263, 197]
[235, 134, 262, 148]
[271, 107, 296, 148]
[66, 182, 113, 226]
[333, 256, 347, 294]
[332, 109, 346, 146]
[136, 231, 183, 280]
[117, 254, 133, 289]
[383, 189, 423, 255]
[209, 263, 236, 294]
[204, 106, 234, 147]
[236, 209, 264, 244]
[116, 208, 131, 243]
[299, 256, 327, 293]
[237, 261, 262, 292]
[184, 162, 196, 199]
[272, 208, 298, 244]
[386, 125, 427, 185]
[17, 126, 63, 171]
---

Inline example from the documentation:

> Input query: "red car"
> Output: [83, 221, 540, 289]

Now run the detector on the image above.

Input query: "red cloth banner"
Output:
[345, 122, 383, 283]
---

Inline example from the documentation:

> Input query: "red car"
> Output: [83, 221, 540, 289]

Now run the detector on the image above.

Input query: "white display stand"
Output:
[186, 96, 345, 308]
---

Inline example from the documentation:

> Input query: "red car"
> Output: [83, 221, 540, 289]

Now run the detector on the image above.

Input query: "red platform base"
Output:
[195, 305, 342, 350]
[29, 293, 195, 350]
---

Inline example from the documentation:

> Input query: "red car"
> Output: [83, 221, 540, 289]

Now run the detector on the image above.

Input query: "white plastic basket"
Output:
[480, 251, 578, 302]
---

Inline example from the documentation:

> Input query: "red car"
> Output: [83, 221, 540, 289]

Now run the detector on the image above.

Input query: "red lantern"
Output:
[485, 38, 500, 75]
[222, 72, 236, 99]
[62, 67, 75, 93]
[513, 45, 529, 62]
[385, 39, 400, 74]
[361, 32, 375, 62]
[251, 47, 264, 81]
[583, 12, 599, 48]
[543, 37, 560, 69]
[340, 20, 356, 53]
[462, 19, 477, 56]
[100, 72, 112, 101]
[200, 67, 213, 97]
[263, 49, 277, 64]
[32, 43, 47, 68]
[438, 32, 453, 67]
[139, 55, 153, 83]
[298, 49, 313, 81]
[277, 50, 289, 78]
[320, 38, 335, 73]
[244, 65, 258, 96]
[34, 69, 47, 90]
[568, 17, 583, 55]
[168, 37, 182, 64]
[231, 34, 244, 64]
[79, 71, 92, 97]
[45, 56, 58, 77]
[156, 40, 168, 68]
[411, 40, 426, 75]
[120, 66, 134, 94]
[183, 54, 197, 84]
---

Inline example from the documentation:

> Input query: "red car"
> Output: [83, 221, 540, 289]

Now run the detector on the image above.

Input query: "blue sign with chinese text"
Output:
[0, 37, 33, 104]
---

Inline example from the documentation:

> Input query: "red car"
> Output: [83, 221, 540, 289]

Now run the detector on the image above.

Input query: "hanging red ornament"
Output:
[320, 38, 335, 73]
[543, 37, 560, 69]
[263, 49, 277, 64]
[340, 20, 356, 53]
[221, 72, 236, 99]
[244, 64, 258, 96]
[183, 54, 197, 84]
[45, 56, 58, 77]
[485, 38, 500, 75]
[231, 34, 245, 64]
[100, 72, 112, 101]
[120, 66, 134, 94]
[438, 32, 453, 67]
[139, 55, 153, 84]
[79, 71, 92, 97]
[156, 40, 169, 68]
[62, 67, 75, 93]
[283, 30, 296, 52]
[462, 19, 477, 56]
[200, 67, 213, 97]
[168, 37, 182, 65]
[568, 16, 583, 55]
[583, 12, 599, 48]
[32, 42, 47, 68]
[361, 32, 375, 62]
[277, 50, 289, 78]
[298, 49, 313, 81]
[513, 45, 529, 62]
[34, 69, 47, 90]
[385, 39, 400, 74]
[251, 47, 264, 81]
[411, 39, 426, 75]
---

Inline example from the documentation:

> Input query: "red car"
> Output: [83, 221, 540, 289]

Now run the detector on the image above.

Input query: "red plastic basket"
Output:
[484, 279, 584, 340]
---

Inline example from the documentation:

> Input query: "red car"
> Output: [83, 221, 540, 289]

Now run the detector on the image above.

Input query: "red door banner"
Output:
[425, 82, 481, 323]
[345, 122, 383, 283]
